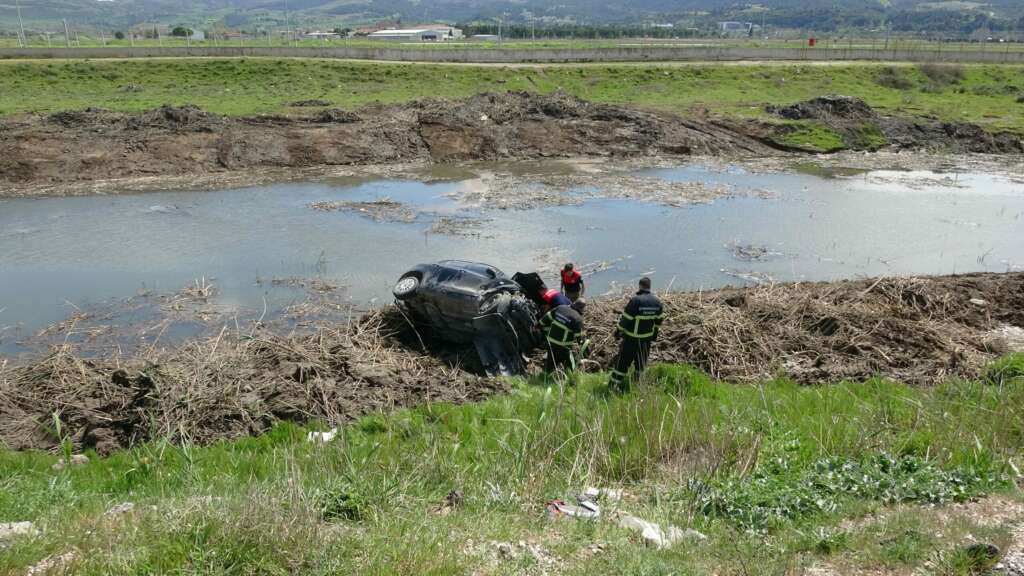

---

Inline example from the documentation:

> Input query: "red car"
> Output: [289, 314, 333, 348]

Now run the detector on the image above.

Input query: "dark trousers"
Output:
[609, 337, 651, 390]
[545, 344, 575, 373]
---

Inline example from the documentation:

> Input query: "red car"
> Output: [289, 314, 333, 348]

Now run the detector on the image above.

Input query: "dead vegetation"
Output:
[0, 310, 500, 454]
[584, 272, 1024, 385]
[1, 272, 1021, 454]
[310, 199, 418, 223]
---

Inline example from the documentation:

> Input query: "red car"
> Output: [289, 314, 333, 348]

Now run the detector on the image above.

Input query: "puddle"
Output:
[1, 160, 1022, 356]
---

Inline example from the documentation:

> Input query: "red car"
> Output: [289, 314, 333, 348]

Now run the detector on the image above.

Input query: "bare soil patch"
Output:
[0, 92, 773, 196]
[4, 92, 1018, 197]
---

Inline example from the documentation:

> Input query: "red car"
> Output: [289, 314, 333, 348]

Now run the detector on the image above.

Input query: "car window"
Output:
[434, 267, 463, 283]
[439, 261, 504, 279]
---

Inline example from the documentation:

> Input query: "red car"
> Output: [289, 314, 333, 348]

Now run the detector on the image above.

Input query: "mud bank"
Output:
[2, 272, 1021, 454]
[2, 92, 1020, 196]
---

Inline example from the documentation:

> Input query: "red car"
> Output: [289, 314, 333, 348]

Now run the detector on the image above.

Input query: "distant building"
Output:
[367, 27, 462, 42]
[353, 22, 399, 36]
[650, 23, 674, 29]
[718, 21, 753, 35]
[471, 34, 499, 41]
[411, 24, 464, 39]
[305, 31, 340, 38]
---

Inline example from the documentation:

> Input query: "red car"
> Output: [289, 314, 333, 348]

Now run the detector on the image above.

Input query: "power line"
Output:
[15, 0, 26, 47]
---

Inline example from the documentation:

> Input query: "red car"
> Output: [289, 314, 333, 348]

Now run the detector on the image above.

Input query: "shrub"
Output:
[876, 67, 914, 90]
[984, 353, 1024, 386]
[918, 63, 965, 86]
[320, 488, 364, 521]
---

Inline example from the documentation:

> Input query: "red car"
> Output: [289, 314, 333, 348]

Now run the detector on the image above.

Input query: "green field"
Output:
[3, 35, 1024, 52]
[1, 58, 1023, 133]
[2, 361, 1023, 574]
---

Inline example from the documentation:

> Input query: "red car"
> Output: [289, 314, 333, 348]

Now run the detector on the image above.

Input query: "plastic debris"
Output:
[104, 502, 135, 517]
[583, 487, 624, 502]
[26, 550, 77, 575]
[546, 499, 600, 519]
[617, 514, 707, 549]
[51, 454, 90, 471]
[307, 428, 338, 443]
[0, 521, 38, 542]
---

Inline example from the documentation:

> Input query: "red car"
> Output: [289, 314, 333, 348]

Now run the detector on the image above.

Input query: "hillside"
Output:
[1, 0, 1022, 36]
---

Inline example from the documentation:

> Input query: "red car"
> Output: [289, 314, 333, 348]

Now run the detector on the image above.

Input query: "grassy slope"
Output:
[2, 360, 1023, 575]
[0, 59, 1022, 134]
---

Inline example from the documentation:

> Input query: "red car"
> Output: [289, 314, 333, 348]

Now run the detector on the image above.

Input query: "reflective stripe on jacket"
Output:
[616, 289, 664, 340]
[540, 305, 584, 348]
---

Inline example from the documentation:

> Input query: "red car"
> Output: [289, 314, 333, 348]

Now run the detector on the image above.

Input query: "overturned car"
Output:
[392, 261, 549, 376]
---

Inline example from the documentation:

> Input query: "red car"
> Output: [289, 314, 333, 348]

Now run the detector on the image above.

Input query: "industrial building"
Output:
[367, 26, 463, 42]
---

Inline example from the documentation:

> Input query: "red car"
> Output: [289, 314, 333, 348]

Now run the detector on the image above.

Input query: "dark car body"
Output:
[393, 261, 543, 375]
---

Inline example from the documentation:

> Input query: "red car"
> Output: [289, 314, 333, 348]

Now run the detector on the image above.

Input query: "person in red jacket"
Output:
[560, 263, 585, 302]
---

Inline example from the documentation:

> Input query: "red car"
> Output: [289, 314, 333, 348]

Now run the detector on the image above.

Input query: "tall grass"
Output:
[1, 361, 1022, 574]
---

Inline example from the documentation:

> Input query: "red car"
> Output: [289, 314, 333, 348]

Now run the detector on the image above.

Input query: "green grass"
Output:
[1, 59, 1022, 133]
[1, 362, 1023, 574]
[773, 121, 848, 152]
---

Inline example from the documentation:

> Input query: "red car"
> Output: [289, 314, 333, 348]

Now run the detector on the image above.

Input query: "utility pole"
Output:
[283, 0, 290, 46]
[15, 0, 26, 47]
[100, 29, 106, 46]
[497, 15, 502, 46]
[63, 19, 71, 48]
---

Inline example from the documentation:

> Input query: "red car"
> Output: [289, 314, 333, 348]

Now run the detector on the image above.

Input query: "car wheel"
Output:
[393, 275, 420, 300]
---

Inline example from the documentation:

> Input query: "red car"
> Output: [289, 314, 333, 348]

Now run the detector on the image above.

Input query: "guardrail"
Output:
[1, 46, 1023, 64]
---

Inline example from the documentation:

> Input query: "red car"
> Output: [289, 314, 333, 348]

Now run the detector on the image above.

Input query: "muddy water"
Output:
[1, 161, 1022, 355]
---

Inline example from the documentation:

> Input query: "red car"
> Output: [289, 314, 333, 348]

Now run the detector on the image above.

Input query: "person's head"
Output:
[571, 298, 586, 315]
[563, 263, 574, 272]
[638, 277, 652, 291]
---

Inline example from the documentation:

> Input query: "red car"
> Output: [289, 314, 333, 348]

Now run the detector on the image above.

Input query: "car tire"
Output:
[393, 275, 420, 300]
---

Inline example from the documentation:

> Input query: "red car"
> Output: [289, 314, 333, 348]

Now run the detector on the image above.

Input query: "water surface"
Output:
[1, 161, 1021, 355]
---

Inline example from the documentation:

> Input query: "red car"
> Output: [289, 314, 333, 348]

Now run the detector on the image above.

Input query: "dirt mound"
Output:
[4, 92, 1020, 193]
[2, 272, 1021, 454]
[291, 99, 332, 107]
[768, 95, 1023, 154]
[0, 92, 771, 191]
[769, 95, 878, 124]
[313, 108, 361, 123]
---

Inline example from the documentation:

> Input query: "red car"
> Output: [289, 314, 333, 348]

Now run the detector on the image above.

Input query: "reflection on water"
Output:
[1, 161, 1022, 355]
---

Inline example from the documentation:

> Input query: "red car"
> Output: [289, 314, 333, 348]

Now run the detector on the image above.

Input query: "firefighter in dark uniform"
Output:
[609, 277, 664, 392]
[539, 299, 587, 374]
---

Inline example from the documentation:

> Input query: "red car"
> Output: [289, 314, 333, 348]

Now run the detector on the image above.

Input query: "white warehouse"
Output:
[367, 27, 463, 42]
